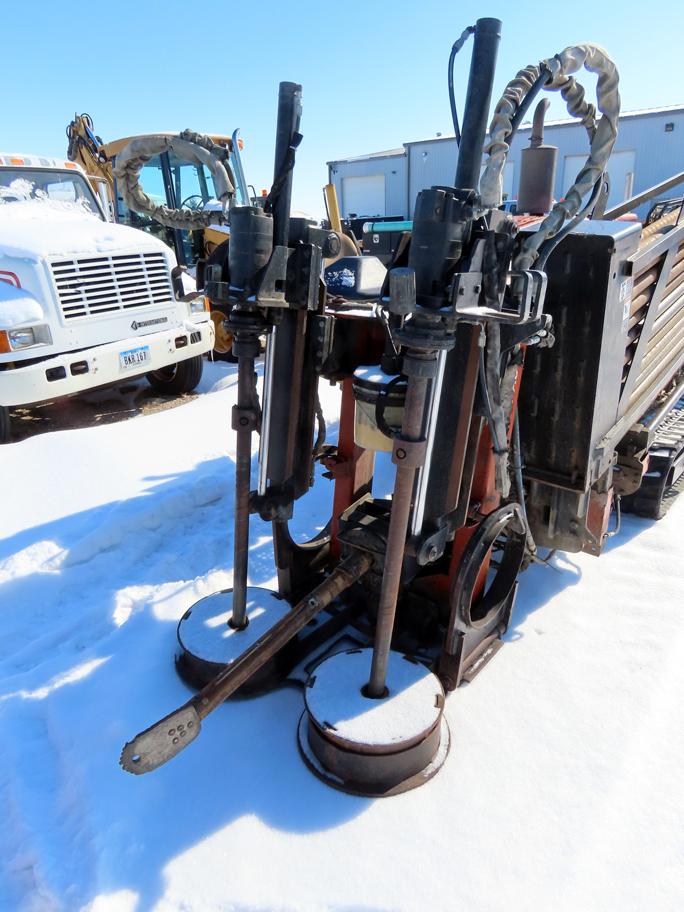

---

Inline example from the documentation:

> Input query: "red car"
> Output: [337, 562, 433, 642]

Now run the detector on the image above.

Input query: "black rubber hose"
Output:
[478, 344, 504, 455]
[512, 412, 537, 557]
[448, 25, 476, 146]
[506, 67, 552, 146]
[535, 172, 605, 269]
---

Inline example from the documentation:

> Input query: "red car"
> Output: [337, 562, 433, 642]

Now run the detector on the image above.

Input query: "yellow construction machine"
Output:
[67, 114, 252, 354]
[67, 117, 357, 356]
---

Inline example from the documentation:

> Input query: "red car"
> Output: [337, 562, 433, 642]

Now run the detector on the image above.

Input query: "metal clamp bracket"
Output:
[231, 405, 259, 432]
[452, 268, 547, 325]
[392, 436, 427, 467]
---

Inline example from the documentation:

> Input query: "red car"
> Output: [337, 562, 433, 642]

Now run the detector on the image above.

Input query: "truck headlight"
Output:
[9, 328, 36, 348]
[0, 325, 53, 352]
[188, 295, 210, 315]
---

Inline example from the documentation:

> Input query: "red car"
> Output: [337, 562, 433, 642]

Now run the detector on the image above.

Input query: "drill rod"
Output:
[367, 370, 432, 697]
[230, 352, 255, 629]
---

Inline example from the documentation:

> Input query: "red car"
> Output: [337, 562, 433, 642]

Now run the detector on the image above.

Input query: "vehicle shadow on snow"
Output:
[0, 450, 368, 911]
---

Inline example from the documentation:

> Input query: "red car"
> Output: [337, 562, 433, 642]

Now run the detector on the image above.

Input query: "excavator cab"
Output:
[66, 117, 248, 271]
[104, 137, 240, 269]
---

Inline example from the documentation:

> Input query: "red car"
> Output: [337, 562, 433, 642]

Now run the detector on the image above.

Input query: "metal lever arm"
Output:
[120, 551, 372, 775]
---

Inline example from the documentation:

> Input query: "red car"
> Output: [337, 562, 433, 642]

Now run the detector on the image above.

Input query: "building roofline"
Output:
[328, 103, 684, 166]
[403, 104, 684, 148]
[327, 147, 405, 167]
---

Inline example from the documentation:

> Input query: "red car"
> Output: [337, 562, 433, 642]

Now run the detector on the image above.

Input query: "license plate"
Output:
[119, 345, 151, 371]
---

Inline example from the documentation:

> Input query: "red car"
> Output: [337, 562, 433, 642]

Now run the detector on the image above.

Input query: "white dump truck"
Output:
[0, 154, 215, 442]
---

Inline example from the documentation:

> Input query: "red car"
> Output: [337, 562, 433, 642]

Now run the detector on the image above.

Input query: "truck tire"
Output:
[146, 355, 203, 395]
[0, 406, 10, 443]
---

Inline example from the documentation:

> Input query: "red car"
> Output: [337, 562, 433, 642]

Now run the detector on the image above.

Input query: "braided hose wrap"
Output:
[113, 131, 235, 230]
[479, 44, 620, 270]
[479, 62, 545, 208]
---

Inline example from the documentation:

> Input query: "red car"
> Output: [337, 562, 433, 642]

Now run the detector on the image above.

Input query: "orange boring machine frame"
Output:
[120, 19, 684, 796]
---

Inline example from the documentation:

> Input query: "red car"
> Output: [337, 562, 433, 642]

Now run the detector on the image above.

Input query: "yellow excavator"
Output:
[67, 114, 251, 354]
[67, 116, 359, 356]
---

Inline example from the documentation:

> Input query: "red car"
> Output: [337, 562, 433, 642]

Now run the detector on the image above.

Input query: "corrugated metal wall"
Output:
[328, 152, 407, 219]
[408, 141, 516, 215]
[527, 109, 684, 218]
[330, 108, 684, 220]
[407, 140, 458, 214]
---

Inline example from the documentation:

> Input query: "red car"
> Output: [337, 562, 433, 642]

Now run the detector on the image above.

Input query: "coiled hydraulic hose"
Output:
[479, 44, 620, 269]
[114, 131, 235, 230]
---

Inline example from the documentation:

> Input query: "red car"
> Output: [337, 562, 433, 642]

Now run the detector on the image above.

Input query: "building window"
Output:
[665, 122, 675, 132]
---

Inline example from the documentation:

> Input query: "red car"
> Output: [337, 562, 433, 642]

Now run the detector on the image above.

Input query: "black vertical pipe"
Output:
[159, 152, 187, 266]
[454, 17, 501, 190]
[271, 81, 302, 249]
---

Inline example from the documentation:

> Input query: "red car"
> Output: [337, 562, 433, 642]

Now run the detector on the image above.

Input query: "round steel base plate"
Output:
[176, 587, 292, 694]
[297, 648, 450, 796]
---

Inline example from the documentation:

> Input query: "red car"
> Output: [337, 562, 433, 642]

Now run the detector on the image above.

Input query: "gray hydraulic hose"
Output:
[114, 130, 235, 230]
[479, 44, 620, 269]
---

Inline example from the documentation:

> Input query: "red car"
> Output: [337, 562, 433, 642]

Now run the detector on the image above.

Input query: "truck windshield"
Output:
[0, 168, 102, 218]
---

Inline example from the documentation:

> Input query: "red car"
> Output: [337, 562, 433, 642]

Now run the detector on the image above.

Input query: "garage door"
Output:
[562, 150, 636, 211]
[342, 175, 385, 218]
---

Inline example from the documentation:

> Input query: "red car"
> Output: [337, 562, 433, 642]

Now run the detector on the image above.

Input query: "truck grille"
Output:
[50, 252, 174, 320]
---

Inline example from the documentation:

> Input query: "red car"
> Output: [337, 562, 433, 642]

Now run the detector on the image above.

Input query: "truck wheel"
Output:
[146, 355, 203, 395]
[0, 406, 10, 443]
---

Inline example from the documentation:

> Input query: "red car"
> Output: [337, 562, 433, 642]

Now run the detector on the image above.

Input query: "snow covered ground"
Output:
[1, 360, 683, 912]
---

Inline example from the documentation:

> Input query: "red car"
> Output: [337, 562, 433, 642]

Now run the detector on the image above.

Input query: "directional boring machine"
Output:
[121, 20, 684, 795]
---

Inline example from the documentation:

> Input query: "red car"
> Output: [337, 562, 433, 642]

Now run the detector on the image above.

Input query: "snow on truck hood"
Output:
[0, 281, 44, 326]
[0, 200, 172, 261]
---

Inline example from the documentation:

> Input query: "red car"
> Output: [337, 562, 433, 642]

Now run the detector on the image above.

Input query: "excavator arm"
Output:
[66, 113, 114, 195]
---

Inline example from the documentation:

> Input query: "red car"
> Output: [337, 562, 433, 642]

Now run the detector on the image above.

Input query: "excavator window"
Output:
[115, 154, 178, 254]
[114, 151, 218, 268]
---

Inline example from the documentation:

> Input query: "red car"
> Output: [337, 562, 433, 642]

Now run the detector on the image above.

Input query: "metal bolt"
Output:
[168, 729, 176, 736]
[173, 737, 179, 744]
[239, 417, 249, 427]
[396, 448, 406, 460]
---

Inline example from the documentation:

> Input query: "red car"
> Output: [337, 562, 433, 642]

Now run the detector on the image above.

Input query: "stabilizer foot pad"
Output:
[176, 586, 292, 693]
[297, 648, 450, 796]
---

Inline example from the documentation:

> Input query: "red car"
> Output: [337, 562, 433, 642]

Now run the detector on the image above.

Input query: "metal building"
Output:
[327, 105, 684, 221]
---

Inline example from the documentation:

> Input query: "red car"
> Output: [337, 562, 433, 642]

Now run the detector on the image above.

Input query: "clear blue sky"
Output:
[5, 0, 683, 217]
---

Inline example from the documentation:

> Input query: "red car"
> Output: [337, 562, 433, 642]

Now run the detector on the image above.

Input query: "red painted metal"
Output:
[448, 362, 524, 600]
[326, 379, 375, 556]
